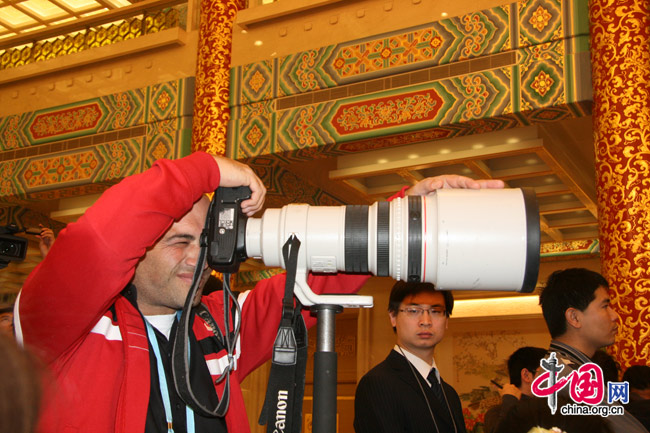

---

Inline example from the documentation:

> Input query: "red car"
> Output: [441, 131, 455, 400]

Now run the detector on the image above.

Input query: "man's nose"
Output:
[419, 312, 432, 326]
[608, 305, 618, 321]
[186, 245, 207, 269]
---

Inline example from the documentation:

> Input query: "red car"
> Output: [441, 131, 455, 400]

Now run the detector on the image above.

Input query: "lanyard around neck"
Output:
[145, 317, 195, 433]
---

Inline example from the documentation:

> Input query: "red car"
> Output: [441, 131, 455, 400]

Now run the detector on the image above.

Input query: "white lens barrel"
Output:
[246, 205, 347, 273]
[245, 188, 539, 293]
[425, 189, 538, 291]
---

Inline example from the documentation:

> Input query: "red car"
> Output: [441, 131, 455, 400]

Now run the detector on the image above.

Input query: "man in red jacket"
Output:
[16, 152, 501, 433]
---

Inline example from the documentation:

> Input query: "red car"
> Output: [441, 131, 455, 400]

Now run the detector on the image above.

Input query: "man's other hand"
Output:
[37, 224, 55, 258]
[406, 175, 505, 196]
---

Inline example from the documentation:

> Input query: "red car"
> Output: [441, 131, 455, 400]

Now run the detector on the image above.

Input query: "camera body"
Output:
[206, 186, 250, 274]
[0, 225, 28, 269]
[208, 187, 540, 307]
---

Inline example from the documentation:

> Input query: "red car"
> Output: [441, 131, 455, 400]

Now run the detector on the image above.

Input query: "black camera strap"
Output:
[171, 198, 240, 418]
[258, 235, 308, 433]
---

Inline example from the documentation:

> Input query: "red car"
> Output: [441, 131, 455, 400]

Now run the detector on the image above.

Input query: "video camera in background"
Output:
[207, 187, 540, 307]
[0, 225, 28, 269]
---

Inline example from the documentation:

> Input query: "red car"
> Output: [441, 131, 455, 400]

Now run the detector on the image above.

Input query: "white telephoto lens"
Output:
[245, 188, 539, 293]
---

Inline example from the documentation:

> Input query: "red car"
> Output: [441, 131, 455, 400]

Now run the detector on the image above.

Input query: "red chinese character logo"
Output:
[532, 358, 605, 410]
[569, 363, 604, 404]
[532, 370, 570, 397]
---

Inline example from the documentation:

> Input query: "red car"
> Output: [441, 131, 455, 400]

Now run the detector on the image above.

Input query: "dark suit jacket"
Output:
[483, 394, 519, 433]
[354, 350, 467, 433]
[626, 399, 650, 432]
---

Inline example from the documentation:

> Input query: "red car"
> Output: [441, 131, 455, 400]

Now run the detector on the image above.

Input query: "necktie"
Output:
[427, 368, 445, 403]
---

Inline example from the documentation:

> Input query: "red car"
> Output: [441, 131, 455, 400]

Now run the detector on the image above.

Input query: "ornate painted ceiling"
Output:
[0, 0, 133, 42]
[0, 0, 601, 303]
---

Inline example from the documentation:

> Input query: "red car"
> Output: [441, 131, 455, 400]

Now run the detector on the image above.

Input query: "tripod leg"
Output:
[311, 305, 342, 433]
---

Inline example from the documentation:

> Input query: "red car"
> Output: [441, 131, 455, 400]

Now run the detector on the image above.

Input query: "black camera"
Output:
[206, 186, 251, 274]
[0, 225, 28, 269]
[207, 187, 540, 307]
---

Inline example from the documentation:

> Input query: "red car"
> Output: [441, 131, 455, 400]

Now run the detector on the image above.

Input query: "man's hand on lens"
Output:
[406, 175, 505, 196]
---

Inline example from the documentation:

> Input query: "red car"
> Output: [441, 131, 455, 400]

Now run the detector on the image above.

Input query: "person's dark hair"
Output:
[0, 334, 42, 433]
[507, 347, 547, 387]
[388, 281, 454, 317]
[591, 350, 620, 383]
[623, 365, 650, 391]
[493, 395, 613, 433]
[202, 275, 223, 296]
[539, 268, 609, 338]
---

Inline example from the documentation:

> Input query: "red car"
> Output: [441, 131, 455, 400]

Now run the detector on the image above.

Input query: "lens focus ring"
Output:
[345, 205, 369, 273]
[376, 201, 390, 277]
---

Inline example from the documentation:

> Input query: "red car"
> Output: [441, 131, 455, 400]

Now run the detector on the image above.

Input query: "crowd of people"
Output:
[1, 152, 648, 433]
[483, 268, 649, 433]
[353, 267, 649, 433]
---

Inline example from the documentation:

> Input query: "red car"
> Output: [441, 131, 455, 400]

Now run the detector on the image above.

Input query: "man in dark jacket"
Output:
[354, 282, 466, 433]
[483, 346, 547, 433]
[538, 268, 648, 433]
[623, 365, 650, 431]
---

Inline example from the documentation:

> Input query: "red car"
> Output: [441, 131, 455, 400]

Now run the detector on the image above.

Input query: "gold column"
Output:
[191, 0, 246, 155]
[589, 0, 650, 367]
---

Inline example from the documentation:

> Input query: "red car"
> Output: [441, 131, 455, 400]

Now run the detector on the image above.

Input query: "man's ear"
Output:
[521, 368, 534, 385]
[389, 311, 397, 328]
[565, 307, 582, 329]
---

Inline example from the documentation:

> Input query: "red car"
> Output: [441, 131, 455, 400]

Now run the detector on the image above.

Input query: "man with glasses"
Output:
[354, 281, 466, 433]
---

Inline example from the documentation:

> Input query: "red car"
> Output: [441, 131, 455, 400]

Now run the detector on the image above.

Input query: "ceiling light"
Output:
[377, 158, 389, 164]
[407, 154, 419, 159]
[2, 6, 33, 26]
[439, 148, 451, 154]
[472, 143, 484, 149]
[441, 12, 448, 17]
[525, 158, 538, 165]
[544, 177, 555, 184]
[20, 0, 66, 19]
[107, 0, 131, 6]
[241, 29, 248, 34]
[254, 40, 263, 46]
[506, 137, 520, 144]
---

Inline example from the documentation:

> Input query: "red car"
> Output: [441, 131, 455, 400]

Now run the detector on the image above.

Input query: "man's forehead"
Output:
[179, 196, 210, 221]
[192, 195, 211, 214]
[164, 196, 209, 236]
[403, 292, 444, 306]
[592, 286, 610, 302]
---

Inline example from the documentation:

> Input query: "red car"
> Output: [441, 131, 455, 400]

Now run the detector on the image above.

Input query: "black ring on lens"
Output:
[407, 196, 422, 282]
[345, 205, 369, 273]
[520, 188, 540, 293]
[376, 201, 390, 276]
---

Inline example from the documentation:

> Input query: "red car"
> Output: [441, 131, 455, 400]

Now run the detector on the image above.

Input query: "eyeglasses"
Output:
[398, 306, 446, 318]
